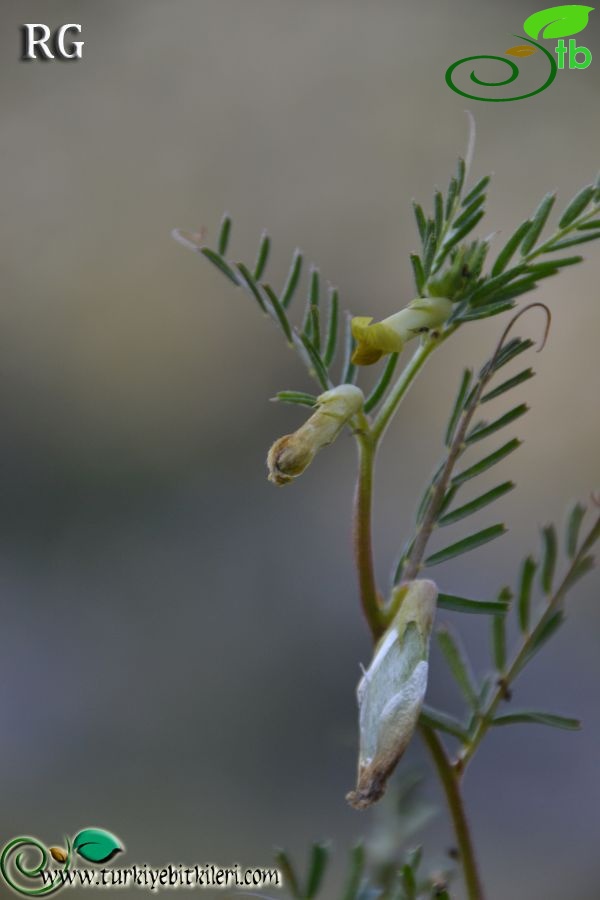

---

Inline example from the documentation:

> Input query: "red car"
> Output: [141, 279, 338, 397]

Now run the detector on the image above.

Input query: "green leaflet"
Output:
[274, 849, 302, 898]
[437, 591, 509, 616]
[280, 249, 303, 308]
[492, 587, 511, 671]
[452, 439, 521, 487]
[253, 230, 270, 280]
[540, 524, 558, 594]
[521, 192, 555, 255]
[274, 391, 317, 407]
[217, 213, 232, 256]
[200, 247, 240, 285]
[425, 524, 507, 567]
[492, 711, 581, 730]
[438, 482, 515, 527]
[364, 353, 399, 413]
[518, 555, 537, 633]
[437, 626, 479, 709]
[445, 369, 472, 446]
[558, 185, 595, 228]
[420, 704, 469, 741]
[323, 287, 339, 367]
[305, 843, 329, 899]
[566, 502, 587, 558]
[341, 844, 365, 900]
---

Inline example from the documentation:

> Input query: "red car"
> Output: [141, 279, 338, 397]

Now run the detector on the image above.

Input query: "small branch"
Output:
[419, 723, 485, 900]
[458, 512, 600, 771]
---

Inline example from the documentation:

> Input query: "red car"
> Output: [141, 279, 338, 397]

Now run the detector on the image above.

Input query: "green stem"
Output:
[352, 333, 447, 639]
[353, 433, 385, 641]
[352, 327, 485, 895]
[419, 723, 485, 900]
[371, 333, 447, 445]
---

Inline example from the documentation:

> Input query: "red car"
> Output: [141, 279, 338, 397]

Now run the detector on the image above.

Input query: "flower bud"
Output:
[267, 385, 364, 485]
[347, 579, 438, 809]
[351, 297, 454, 365]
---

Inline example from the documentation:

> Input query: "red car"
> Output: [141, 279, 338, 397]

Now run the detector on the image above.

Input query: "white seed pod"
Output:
[347, 579, 438, 809]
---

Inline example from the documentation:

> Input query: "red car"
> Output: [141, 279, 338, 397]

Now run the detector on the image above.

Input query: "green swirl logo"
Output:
[0, 837, 71, 896]
[0, 829, 122, 896]
[446, 5, 594, 102]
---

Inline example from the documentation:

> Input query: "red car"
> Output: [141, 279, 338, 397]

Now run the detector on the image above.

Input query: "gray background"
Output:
[1, 1, 599, 897]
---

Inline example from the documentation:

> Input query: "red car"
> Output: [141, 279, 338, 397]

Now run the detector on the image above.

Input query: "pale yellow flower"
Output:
[351, 297, 454, 365]
[267, 385, 364, 485]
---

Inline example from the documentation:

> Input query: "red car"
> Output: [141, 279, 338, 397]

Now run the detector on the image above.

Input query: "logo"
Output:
[21, 24, 84, 61]
[446, 4, 593, 101]
[0, 829, 280, 894]
[0, 828, 122, 896]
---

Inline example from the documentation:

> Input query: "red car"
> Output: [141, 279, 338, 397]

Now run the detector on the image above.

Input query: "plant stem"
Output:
[371, 334, 445, 445]
[353, 433, 385, 641]
[352, 328, 486, 895]
[352, 333, 447, 639]
[419, 723, 485, 900]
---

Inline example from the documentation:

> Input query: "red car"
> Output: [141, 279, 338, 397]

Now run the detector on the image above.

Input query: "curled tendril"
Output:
[0, 837, 71, 897]
[494, 302, 552, 362]
[479, 303, 551, 381]
[445, 36, 557, 102]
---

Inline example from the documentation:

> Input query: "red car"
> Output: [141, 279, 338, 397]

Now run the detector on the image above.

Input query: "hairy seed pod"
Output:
[347, 579, 438, 809]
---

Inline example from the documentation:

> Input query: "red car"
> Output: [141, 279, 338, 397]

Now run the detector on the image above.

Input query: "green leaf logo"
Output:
[523, 5, 594, 40]
[72, 829, 122, 864]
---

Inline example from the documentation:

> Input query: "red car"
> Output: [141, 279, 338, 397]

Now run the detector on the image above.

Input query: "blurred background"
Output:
[1, 1, 599, 897]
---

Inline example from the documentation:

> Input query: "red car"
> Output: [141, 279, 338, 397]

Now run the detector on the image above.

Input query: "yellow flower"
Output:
[351, 296, 454, 365]
[267, 385, 364, 485]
